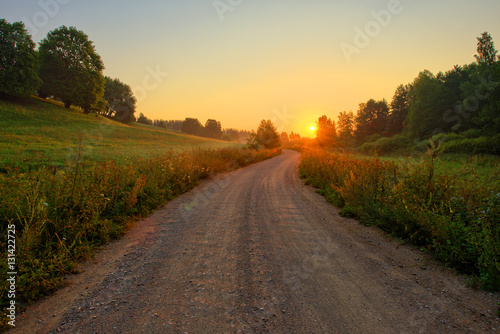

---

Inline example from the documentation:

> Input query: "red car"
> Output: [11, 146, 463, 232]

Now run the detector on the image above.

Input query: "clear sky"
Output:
[2, 0, 500, 136]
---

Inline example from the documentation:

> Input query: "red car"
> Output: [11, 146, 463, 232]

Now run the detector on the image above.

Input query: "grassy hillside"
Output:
[0, 95, 242, 167]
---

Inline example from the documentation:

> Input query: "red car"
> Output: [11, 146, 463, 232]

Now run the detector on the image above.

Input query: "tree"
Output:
[103, 76, 136, 123]
[281, 132, 289, 143]
[475, 32, 498, 66]
[337, 111, 354, 142]
[255, 119, 281, 149]
[316, 115, 337, 147]
[289, 132, 301, 141]
[38, 26, 104, 112]
[405, 70, 453, 139]
[204, 119, 223, 139]
[225, 129, 240, 142]
[354, 99, 390, 142]
[246, 130, 259, 149]
[387, 84, 411, 135]
[463, 62, 500, 134]
[0, 19, 41, 96]
[137, 113, 152, 125]
[181, 118, 203, 136]
[170, 120, 183, 131]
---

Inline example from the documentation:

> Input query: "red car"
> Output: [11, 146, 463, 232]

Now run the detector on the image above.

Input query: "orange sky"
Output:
[2, 0, 500, 136]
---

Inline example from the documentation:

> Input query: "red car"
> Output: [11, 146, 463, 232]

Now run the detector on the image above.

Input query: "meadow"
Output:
[299, 144, 500, 290]
[0, 95, 242, 168]
[0, 96, 281, 324]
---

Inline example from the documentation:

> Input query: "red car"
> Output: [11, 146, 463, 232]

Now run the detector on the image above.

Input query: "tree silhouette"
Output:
[255, 120, 281, 149]
[181, 118, 203, 136]
[316, 115, 337, 147]
[475, 32, 498, 66]
[204, 119, 223, 139]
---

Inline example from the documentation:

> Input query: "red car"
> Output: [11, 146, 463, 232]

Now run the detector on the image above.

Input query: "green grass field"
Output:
[0, 95, 242, 168]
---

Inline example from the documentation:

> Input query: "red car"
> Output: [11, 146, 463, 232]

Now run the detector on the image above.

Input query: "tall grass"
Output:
[299, 146, 500, 290]
[0, 147, 281, 311]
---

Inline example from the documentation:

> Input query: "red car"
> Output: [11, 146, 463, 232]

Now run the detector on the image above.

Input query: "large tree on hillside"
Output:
[104, 76, 136, 123]
[475, 32, 498, 66]
[38, 26, 104, 112]
[354, 99, 389, 142]
[181, 118, 204, 136]
[204, 119, 223, 139]
[316, 115, 337, 147]
[0, 19, 41, 96]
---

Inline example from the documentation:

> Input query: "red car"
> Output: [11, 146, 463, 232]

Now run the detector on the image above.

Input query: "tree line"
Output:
[0, 19, 136, 123]
[136, 113, 252, 143]
[310, 32, 500, 155]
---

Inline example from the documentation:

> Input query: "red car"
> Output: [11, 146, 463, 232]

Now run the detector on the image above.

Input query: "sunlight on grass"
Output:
[0, 96, 242, 167]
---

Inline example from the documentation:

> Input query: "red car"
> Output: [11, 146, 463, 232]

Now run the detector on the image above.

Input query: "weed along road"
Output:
[13, 150, 500, 333]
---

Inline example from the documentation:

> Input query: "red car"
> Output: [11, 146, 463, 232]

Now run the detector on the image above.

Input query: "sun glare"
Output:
[309, 125, 316, 132]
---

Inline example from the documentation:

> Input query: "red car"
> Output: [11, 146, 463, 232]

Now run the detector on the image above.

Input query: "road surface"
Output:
[12, 150, 500, 333]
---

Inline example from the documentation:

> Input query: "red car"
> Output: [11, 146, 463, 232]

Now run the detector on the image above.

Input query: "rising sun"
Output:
[309, 125, 316, 132]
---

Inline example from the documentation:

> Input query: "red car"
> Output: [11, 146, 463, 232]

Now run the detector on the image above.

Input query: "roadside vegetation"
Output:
[299, 145, 500, 290]
[0, 137, 281, 313]
[282, 32, 500, 291]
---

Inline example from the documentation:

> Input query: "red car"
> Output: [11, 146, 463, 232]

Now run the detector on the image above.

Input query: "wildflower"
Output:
[43, 203, 49, 207]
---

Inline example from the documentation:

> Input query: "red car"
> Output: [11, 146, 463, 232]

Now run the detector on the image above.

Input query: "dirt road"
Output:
[12, 150, 500, 333]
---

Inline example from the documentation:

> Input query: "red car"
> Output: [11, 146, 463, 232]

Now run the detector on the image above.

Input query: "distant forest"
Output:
[136, 113, 251, 143]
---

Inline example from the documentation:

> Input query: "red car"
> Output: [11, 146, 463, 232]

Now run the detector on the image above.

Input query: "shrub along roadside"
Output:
[299, 147, 500, 290]
[0, 147, 281, 313]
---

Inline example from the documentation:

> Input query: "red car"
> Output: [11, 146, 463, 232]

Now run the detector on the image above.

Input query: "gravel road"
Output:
[12, 150, 500, 333]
